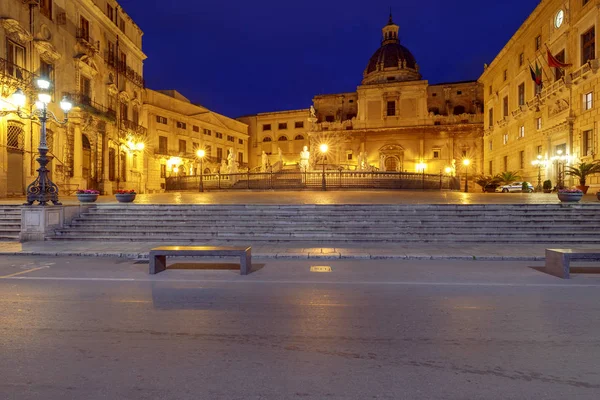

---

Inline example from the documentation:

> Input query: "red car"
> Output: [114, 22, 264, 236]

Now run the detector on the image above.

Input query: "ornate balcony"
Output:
[0, 57, 35, 90]
[64, 92, 116, 121]
[104, 51, 145, 88]
[76, 29, 100, 55]
[121, 119, 147, 136]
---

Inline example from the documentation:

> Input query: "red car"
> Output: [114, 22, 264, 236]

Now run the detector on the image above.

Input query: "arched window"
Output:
[263, 136, 272, 142]
[278, 136, 288, 141]
[294, 135, 305, 140]
[453, 105, 466, 115]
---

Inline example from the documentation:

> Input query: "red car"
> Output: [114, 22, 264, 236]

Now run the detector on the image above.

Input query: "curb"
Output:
[0, 251, 546, 262]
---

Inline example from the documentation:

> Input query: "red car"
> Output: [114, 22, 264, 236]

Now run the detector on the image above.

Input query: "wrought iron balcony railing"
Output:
[76, 29, 100, 53]
[0, 57, 34, 87]
[64, 92, 116, 121]
[121, 119, 147, 136]
[103, 51, 145, 88]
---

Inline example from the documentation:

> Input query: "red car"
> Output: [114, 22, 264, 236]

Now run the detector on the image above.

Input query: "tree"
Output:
[565, 161, 600, 186]
[475, 174, 501, 192]
[495, 171, 522, 185]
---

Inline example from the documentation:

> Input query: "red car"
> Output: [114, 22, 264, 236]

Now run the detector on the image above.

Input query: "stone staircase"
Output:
[50, 203, 600, 244]
[0, 205, 21, 241]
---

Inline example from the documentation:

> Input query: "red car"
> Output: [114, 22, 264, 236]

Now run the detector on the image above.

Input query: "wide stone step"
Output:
[48, 233, 600, 243]
[63, 221, 600, 231]
[55, 227, 600, 239]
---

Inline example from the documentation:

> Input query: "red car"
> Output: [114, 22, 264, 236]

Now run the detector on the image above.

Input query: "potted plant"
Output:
[564, 161, 600, 194]
[543, 180, 552, 193]
[521, 182, 531, 193]
[114, 189, 136, 203]
[76, 189, 99, 203]
[557, 188, 584, 202]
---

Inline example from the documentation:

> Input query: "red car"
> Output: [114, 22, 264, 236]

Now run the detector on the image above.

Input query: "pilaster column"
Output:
[73, 122, 83, 180]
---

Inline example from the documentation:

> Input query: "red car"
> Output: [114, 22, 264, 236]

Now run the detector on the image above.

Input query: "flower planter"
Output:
[576, 185, 590, 194]
[115, 193, 136, 203]
[76, 193, 99, 203]
[558, 192, 583, 203]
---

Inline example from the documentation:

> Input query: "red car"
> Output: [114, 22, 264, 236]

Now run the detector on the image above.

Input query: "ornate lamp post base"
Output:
[24, 147, 62, 206]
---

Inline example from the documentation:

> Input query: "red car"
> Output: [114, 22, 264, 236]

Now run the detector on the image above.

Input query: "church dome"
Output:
[362, 14, 421, 85]
[365, 43, 418, 73]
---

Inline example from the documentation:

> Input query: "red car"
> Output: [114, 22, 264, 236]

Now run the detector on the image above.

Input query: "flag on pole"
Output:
[547, 49, 571, 69]
[529, 63, 543, 87]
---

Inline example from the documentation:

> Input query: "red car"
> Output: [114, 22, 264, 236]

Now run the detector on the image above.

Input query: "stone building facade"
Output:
[479, 0, 600, 190]
[0, 0, 146, 197]
[143, 89, 248, 192]
[241, 15, 484, 178]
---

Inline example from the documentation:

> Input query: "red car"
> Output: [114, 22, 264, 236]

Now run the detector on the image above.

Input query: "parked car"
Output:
[483, 183, 500, 193]
[495, 182, 534, 193]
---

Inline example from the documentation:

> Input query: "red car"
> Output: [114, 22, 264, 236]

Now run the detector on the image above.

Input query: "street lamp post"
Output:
[550, 150, 569, 189]
[320, 143, 328, 191]
[3, 82, 72, 205]
[531, 155, 546, 192]
[196, 149, 206, 192]
[463, 159, 471, 193]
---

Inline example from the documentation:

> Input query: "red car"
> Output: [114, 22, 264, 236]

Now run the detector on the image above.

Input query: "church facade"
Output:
[240, 15, 484, 178]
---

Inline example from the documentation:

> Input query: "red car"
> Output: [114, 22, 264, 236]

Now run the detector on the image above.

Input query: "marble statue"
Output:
[299, 146, 310, 171]
[357, 152, 363, 171]
[261, 151, 268, 172]
[227, 148, 238, 174]
[278, 147, 283, 164]
[362, 152, 368, 170]
[310, 105, 316, 118]
[220, 159, 228, 174]
[379, 154, 386, 171]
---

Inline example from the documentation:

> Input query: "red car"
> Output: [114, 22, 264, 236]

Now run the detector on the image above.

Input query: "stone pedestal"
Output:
[20, 205, 93, 241]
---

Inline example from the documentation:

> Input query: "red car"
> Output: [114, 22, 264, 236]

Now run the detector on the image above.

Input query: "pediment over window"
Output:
[34, 40, 62, 63]
[379, 144, 405, 153]
[74, 55, 98, 77]
[118, 91, 131, 103]
[106, 83, 118, 96]
[1, 19, 33, 44]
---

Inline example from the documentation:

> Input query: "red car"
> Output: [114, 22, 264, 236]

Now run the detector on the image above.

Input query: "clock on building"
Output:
[555, 9, 564, 28]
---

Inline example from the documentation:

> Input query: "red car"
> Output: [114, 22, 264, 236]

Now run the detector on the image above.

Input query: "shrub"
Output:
[115, 190, 136, 194]
[543, 180, 552, 190]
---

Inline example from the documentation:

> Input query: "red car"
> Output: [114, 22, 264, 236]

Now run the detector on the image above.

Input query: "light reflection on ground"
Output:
[2, 190, 599, 205]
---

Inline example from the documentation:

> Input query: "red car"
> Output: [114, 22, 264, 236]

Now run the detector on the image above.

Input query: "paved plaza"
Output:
[1, 256, 599, 400]
[2, 190, 600, 205]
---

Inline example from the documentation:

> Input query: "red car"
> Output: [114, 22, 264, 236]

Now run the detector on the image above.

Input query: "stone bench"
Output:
[545, 249, 600, 279]
[149, 246, 252, 275]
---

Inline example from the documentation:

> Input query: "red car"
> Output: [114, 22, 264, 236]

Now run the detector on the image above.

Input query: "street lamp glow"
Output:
[60, 96, 72, 113]
[38, 92, 51, 104]
[35, 100, 44, 110]
[12, 88, 26, 108]
[463, 159, 471, 166]
[444, 167, 452, 174]
[136, 142, 145, 151]
[173, 166, 179, 174]
[196, 149, 206, 158]
[319, 143, 328, 154]
[36, 78, 51, 90]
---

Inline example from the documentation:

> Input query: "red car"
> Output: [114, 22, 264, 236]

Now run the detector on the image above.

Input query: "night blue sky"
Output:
[120, 0, 540, 117]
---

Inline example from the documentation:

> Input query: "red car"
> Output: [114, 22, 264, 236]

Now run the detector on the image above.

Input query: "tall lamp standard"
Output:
[463, 159, 471, 193]
[531, 155, 547, 192]
[4, 82, 72, 205]
[551, 149, 569, 189]
[319, 143, 328, 191]
[196, 149, 206, 192]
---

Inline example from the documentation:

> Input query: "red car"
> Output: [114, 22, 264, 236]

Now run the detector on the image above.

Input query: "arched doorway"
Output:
[378, 144, 405, 172]
[82, 134, 93, 189]
[385, 156, 399, 172]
